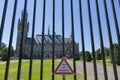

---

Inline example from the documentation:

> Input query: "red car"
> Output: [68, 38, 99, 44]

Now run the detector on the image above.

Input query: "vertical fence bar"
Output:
[70, 0, 76, 80]
[4, 0, 18, 80]
[95, 0, 108, 80]
[40, 0, 46, 80]
[52, 0, 55, 80]
[62, 0, 65, 80]
[62, 0, 65, 57]
[111, 0, 120, 55]
[17, 0, 28, 80]
[0, 0, 8, 49]
[78, 0, 87, 80]
[103, 0, 118, 80]
[87, 0, 98, 80]
[28, 0, 37, 80]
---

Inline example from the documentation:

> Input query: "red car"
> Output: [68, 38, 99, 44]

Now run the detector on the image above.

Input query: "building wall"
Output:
[24, 41, 79, 59]
[16, 10, 79, 59]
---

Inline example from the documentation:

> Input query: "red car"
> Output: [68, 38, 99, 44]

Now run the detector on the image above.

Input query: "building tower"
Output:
[48, 26, 50, 35]
[15, 10, 29, 56]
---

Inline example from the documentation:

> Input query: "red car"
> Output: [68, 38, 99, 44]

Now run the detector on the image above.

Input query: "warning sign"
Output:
[54, 57, 74, 75]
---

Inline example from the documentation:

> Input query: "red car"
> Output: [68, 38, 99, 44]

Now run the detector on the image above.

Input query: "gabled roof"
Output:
[65, 38, 72, 43]
[26, 37, 37, 44]
[26, 35, 71, 44]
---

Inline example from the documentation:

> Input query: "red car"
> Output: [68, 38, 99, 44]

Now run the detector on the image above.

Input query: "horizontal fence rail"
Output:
[0, 0, 120, 80]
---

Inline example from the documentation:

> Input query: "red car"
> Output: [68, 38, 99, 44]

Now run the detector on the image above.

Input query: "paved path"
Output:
[0, 60, 28, 65]
[67, 60, 120, 80]
[0, 60, 18, 65]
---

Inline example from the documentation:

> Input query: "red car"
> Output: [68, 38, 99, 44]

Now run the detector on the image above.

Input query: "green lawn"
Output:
[0, 60, 83, 80]
[78, 58, 120, 68]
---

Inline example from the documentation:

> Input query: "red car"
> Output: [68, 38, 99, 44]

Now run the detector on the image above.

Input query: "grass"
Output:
[0, 60, 83, 80]
[78, 58, 120, 68]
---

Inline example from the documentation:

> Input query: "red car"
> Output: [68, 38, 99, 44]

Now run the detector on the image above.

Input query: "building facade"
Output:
[15, 11, 79, 59]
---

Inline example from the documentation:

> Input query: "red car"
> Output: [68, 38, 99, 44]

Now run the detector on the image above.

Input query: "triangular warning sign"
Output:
[54, 57, 74, 75]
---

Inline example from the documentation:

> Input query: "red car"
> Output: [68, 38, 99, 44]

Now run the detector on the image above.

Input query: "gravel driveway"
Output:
[67, 60, 120, 80]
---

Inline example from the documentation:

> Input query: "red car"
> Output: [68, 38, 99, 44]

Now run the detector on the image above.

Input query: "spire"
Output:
[48, 25, 50, 35]
[70, 28, 73, 42]
[21, 10, 28, 23]
[70, 28, 72, 38]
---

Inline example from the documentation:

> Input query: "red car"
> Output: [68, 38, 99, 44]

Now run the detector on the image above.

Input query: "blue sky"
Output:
[0, 0, 120, 52]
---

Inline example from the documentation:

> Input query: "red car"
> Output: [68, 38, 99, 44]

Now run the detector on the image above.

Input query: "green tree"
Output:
[113, 43, 119, 56]
[0, 43, 7, 57]
[116, 53, 120, 65]
[112, 43, 120, 65]
[22, 54, 28, 59]
[104, 47, 110, 57]
[79, 51, 83, 57]
[1, 43, 7, 49]
[10, 47, 15, 57]
[0, 43, 15, 61]
[96, 49, 102, 60]
[0, 47, 8, 61]
[75, 53, 80, 60]
[85, 51, 92, 62]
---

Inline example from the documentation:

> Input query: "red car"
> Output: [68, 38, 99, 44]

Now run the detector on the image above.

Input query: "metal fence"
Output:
[0, 0, 120, 80]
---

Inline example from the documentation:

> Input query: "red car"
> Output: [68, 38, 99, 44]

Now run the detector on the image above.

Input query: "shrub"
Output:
[22, 54, 28, 59]
[96, 52, 102, 60]
[85, 51, 92, 62]
[0, 47, 8, 61]
[116, 54, 120, 65]
[75, 53, 80, 60]
[1, 53, 7, 61]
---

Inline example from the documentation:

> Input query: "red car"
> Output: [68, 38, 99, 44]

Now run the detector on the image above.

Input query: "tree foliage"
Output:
[1, 43, 7, 49]
[0, 43, 15, 61]
[104, 47, 110, 57]
[112, 43, 120, 65]
[85, 51, 92, 62]
[116, 53, 120, 65]
[96, 49, 102, 60]
[75, 53, 80, 60]
[95, 43, 120, 65]
[0, 47, 8, 61]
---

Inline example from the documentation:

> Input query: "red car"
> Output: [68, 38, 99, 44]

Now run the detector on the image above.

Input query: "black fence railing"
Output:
[0, 0, 120, 80]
